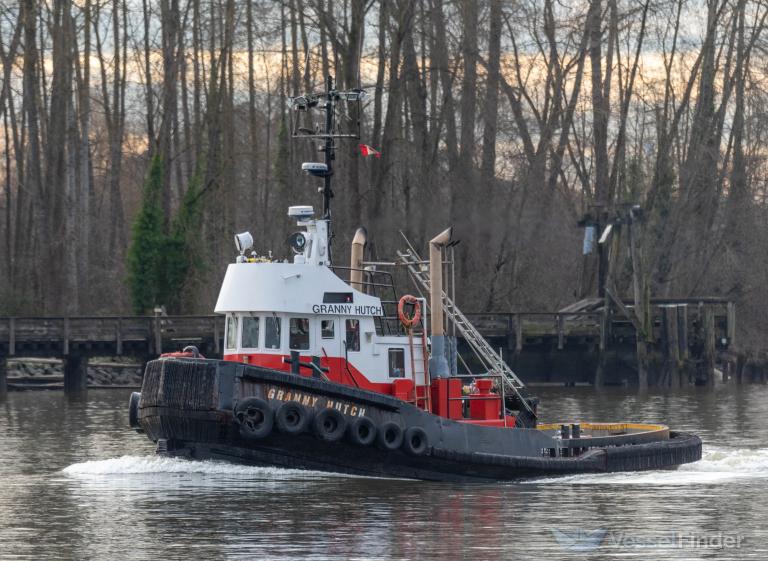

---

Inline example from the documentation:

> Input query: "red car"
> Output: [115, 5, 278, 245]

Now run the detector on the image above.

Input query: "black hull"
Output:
[135, 358, 702, 482]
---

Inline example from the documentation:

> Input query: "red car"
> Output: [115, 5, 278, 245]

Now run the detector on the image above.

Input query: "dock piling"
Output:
[703, 306, 716, 386]
[63, 354, 88, 393]
[662, 306, 681, 387]
[0, 356, 7, 396]
[116, 318, 123, 356]
[9, 318, 15, 356]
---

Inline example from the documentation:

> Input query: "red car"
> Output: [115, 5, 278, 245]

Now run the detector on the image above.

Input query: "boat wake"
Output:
[60, 455, 401, 482]
[525, 445, 768, 485]
[61, 446, 763, 485]
[62, 455, 328, 479]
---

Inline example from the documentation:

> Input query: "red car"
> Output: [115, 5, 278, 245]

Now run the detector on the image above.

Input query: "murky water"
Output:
[1, 386, 767, 560]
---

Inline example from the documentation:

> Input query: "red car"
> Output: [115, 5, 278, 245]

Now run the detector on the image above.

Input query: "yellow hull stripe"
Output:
[536, 422, 668, 433]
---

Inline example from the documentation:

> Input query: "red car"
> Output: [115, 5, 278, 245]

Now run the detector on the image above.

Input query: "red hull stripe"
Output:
[223, 353, 517, 429]
[223, 353, 394, 394]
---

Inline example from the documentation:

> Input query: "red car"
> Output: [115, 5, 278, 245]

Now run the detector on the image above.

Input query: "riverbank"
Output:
[5, 357, 142, 390]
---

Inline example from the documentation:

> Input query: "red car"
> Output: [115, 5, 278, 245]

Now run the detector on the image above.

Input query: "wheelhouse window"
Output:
[225, 315, 238, 350]
[321, 319, 335, 339]
[345, 319, 360, 352]
[388, 348, 405, 378]
[241, 316, 260, 348]
[289, 318, 310, 350]
[265, 316, 282, 350]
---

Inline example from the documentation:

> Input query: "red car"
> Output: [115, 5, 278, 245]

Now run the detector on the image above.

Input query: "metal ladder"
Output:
[396, 239, 535, 418]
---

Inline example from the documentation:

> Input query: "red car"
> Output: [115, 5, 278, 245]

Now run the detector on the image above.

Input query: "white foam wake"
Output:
[63, 446, 767, 485]
[524, 446, 768, 485]
[60, 455, 405, 482]
[62, 455, 318, 478]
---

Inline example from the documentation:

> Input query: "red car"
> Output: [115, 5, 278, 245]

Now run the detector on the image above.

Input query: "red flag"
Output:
[359, 144, 381, 158]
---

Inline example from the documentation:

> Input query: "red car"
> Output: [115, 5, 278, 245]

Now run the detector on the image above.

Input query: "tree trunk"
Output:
[480, 0, 502, 189]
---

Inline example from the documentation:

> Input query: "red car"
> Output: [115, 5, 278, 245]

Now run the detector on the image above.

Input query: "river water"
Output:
[1, 385, 766, 560]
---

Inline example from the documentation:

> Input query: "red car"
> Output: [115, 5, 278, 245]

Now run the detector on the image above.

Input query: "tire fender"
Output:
[376, 421, 404, 451]
[313, 408, 348, 442]
[128, 392, 142, 429]
[275, 401, 312, 435]
[348, 416, 377, 446]
[235, 397, 274, 440]
[402, 426, 429, 456]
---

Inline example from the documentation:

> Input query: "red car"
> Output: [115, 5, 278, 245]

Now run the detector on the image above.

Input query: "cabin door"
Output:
[316, 316, 339, 361]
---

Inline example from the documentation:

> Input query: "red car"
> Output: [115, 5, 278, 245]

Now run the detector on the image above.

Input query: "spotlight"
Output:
[235, 231, 254, 255]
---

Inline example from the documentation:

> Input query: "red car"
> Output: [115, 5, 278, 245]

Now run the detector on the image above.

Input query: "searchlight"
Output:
[234, 232, 254, 255]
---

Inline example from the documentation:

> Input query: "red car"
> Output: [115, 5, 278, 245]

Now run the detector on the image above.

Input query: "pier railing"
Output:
[0, 299, 737, 389]
[0, 302, 733, 360]
[464, 312, 606, 352]
[0, 315, 225, 358]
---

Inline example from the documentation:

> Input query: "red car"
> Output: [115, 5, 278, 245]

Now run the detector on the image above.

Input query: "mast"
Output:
[290, 75, 364, 269]
[322, 76, 335, 266]
[322, 75, 334, 222]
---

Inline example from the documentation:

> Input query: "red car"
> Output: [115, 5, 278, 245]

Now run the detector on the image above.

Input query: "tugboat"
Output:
[129, 77, 701, 482]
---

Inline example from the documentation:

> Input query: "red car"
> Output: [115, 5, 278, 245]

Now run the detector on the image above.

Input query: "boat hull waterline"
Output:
[133, 358, 702, 482]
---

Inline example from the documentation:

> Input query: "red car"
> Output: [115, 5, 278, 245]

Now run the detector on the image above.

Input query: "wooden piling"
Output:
[63, 354, 88, 393]
[599, 307, 608, 351]
[727, 302, 736, 349]
[63, 317, 70, 356]
[663, 306, 681, 387]
[677, 305, 689, 360]
[154, 315, 162, 356]
[0, 356, 7, 396]
[515, 314, 523, 354]
[557, 314, 565, 350]
[116, 318, 123, 356]
[9, 318, 15, 356]
[703, 306, 716, 386]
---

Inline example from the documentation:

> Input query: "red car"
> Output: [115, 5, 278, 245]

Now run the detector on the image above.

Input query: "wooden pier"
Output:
[465, 297, 736, 386]
[0, 298, 736, 393]
[0, 315, 223, 393]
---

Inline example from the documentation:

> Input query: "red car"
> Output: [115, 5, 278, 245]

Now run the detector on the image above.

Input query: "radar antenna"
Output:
[290, 75, 365, 265]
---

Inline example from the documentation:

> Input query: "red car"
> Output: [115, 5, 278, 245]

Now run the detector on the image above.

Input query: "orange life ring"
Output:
[398, 295, 421, 328]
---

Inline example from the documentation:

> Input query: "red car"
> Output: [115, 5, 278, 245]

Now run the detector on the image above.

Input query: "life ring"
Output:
[402, 426, 429, 456]
[348, 416, 377, 446]
[313, 408, 348, 442]
[398, 295, 422, 328]
[376, 421, 404, 451]
[235, 397, 274, 440]
[275, 401, 312, 435]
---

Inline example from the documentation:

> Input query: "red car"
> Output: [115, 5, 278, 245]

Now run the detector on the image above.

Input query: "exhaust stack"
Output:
[350, 227, 367, 291]
[429, 227, 452, 378]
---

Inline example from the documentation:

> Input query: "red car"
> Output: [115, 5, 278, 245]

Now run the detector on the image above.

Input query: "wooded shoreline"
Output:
[2, 1, 767, 364]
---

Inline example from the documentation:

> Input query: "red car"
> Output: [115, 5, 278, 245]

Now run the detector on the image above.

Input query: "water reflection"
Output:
[0, 387, 767, 559]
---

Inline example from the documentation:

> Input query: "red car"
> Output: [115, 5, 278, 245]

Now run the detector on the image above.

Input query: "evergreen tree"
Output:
[127, 155, 204, 314]
[127, 154, 165, 314]
[162, 164, 204, 312]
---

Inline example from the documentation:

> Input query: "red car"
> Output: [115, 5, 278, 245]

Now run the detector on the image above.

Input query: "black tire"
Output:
[376, 421, 404, 451]
[402, 426, 429, 456]
[128, 392, 141, 429]
[235, 397, 274, 440]
[313, 408, 347, 442]
[348, 416, 377, 446]
[275, 401, 312, 435]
